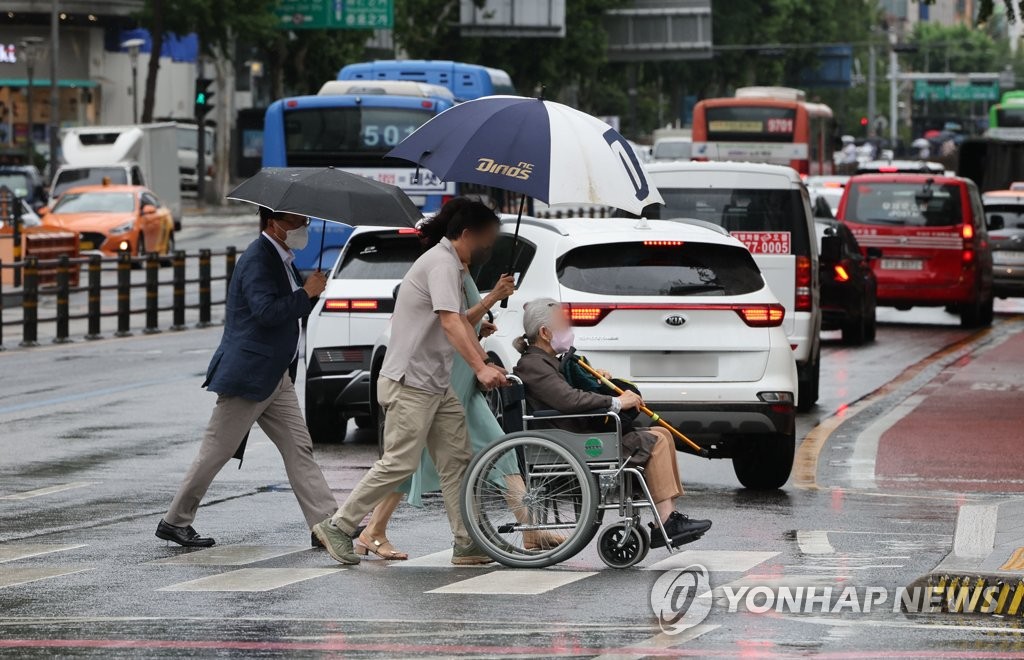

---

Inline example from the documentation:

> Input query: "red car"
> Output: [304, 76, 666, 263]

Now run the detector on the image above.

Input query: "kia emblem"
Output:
[665, 315, 686, 327]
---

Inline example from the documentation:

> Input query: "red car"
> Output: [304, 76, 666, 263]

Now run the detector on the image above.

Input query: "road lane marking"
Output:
[426, 569, 596, 595]
[591, 624, 720, 660]
[1000, 547, 1024, 571]
[147, 545, 308, 566]
[396, 549, 492, 569]
[848, 394, 925, 490]
[797, 530, 835, 555]
[158, 567, 343, 592]
[0, 567, 94, 589]
[0, 482, 97, 501]
[644, 550, 779, 573]
[0, 543, 87, 563]
[699, 573, 851, 602]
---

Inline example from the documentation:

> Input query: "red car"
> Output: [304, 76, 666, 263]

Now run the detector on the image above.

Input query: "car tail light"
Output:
[735, 304, 785, 327]
[962, 249, 975, 264]
[962, 224, 974, 240]
[961, 223, 976, 266]
[834, 264, 850, 282]
[795, 255, 812, 311]
[563, 304, 611, 327]
[324, 299, 384, 312]
[644, 240, 684, 247]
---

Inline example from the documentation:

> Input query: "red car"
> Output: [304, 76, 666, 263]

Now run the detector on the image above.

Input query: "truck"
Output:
[52, 123, 182, 229]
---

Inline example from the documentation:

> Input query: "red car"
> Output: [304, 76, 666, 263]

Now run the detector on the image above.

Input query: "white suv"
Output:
[304, 226, 422, 443]
[645, 161, 822, 410]
[372, 216, 800, 490]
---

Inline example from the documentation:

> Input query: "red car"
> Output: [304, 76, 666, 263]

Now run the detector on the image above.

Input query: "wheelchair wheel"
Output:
[597, 523, 649, 569]
[460, 434, 600, 568]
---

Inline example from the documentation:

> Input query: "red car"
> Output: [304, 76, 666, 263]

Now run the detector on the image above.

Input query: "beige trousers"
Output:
[644, 428, 684, 503]
[331, 377, 472, 546]
[165, 373, 337, 529]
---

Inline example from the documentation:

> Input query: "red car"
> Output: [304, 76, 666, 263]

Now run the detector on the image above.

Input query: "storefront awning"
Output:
[0, 79, 98, 88]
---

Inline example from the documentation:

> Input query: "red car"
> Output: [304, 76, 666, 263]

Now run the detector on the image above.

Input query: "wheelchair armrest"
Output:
[529, 408, 615, 419]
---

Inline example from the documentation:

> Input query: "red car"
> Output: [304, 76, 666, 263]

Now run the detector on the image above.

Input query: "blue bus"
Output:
[262, 81, 459, 271]
[338, 60, 515, 100]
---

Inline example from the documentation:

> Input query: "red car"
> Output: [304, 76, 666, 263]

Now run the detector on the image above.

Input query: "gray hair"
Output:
[512, 297, 561, 354]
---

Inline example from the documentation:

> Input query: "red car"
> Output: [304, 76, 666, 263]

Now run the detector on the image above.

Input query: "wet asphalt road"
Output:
[3, 225, 1024, 656]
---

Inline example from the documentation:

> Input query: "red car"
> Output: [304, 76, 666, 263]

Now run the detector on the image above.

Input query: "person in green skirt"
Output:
[353, 200, 561, 560]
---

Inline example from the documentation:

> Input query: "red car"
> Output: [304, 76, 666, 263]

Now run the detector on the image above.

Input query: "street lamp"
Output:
[19, 36, 46, 165]
[121, 38, 145, 124]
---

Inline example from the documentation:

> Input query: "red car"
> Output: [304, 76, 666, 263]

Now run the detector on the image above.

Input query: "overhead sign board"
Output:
[605, 0, 712, 62]
[913, 80, 1000, 102]
[459, 0, 566, 37]
[275, 0, 393, 29]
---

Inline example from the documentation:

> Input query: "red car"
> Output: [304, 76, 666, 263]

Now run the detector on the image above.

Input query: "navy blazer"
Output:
[203, 235, 312, 401]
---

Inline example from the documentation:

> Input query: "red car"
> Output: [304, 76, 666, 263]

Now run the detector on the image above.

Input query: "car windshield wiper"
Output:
[667, 284, 725, 295]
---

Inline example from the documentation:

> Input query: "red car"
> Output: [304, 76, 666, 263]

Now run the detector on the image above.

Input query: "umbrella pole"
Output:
[316, 219, 327, 272]
[500, 195, 526, 310]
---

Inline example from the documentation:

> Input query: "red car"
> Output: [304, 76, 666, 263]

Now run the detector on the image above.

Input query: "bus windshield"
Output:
[284, 107, 434, 163]
[705, 106, 796, 143]
[996, 107, 1024, 128]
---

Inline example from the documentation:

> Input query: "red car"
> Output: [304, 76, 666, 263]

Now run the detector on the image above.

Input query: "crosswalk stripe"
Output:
[0, 482, 97, 501]
[797, 530, 835, 555]
[426, 569, 597, 595]
[0, 567, 94, 589]
[397, 549, 493, 569]
[157, 567, 344, 592]
[592, 624, 720, 660]
[699, 573, 851, 603]
[0, 543, 87, 564]
[147, 545, 309, 566]
[644, 550, 779, 573]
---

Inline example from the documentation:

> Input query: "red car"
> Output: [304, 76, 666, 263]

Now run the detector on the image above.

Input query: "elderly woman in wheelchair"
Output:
[459, 298, 711, 568]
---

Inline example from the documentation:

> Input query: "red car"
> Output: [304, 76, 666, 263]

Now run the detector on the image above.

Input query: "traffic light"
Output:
[194, 78, 215, 119]
[860, 116, 869, 127]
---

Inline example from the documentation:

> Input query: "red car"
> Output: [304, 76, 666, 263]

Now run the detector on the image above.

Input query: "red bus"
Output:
[691, 87, 834, 176]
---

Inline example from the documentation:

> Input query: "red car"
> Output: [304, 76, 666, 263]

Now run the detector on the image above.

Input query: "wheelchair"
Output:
[459, 376, 679, 569]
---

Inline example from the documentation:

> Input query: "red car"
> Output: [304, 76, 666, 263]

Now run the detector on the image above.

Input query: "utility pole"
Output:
[48, 0, 60, 182]
[867, 32, 877, 138]
[889, 27, 898, 146]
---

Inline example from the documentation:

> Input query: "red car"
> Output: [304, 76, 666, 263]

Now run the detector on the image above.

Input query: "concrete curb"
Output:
[907, 498, 1024, 617]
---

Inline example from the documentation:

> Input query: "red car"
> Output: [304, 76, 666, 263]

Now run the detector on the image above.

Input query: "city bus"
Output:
[987, 91, 1024, 134]
[337, 59, 515, 100]
[691, 87, 835, 176]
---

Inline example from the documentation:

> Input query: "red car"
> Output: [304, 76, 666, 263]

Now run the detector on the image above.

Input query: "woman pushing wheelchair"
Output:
[511, 298, 712, 549]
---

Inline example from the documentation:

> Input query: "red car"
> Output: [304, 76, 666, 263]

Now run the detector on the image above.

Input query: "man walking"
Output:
[156, 208, 337, 548]
[314, 199, 507, 565]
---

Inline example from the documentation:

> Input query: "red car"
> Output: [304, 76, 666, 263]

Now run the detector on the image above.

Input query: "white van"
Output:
[646, 161, 822, 410]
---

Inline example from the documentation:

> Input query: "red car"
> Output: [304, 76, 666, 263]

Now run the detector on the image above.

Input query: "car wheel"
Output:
[797, 358, 820, 412]
[354, 416, 373, 430]
[865, 299, 877, 343]
[841, 313, 867, 345]
[305, 386, 346, 445]
[959, 295, 993, 328]
[979, 294, 995, 327]
[732, 432, 795, 490]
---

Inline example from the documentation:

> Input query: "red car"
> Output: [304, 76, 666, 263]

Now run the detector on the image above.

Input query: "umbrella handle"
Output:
[316, 218, 327, 272]
[500, 195, 527, 310]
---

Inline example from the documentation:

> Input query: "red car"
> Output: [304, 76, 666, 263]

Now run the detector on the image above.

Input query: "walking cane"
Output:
[567, 351, 709, 458]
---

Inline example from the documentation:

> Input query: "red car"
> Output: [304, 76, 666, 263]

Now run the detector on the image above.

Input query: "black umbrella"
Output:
[227, 166, 422, 270]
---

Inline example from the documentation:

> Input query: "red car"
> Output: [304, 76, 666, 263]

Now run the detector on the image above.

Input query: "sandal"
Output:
[523, 531, 567, 551]
[355, 533, 409, 560]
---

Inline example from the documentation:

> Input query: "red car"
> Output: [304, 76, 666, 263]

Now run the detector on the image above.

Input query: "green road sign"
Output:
[913, 80, 1000, 102]
[275, 0, 393, 30]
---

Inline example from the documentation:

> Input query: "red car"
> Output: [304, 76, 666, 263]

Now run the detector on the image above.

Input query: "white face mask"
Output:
[280, 224, 309, 250]
[550, 327, 575, 354]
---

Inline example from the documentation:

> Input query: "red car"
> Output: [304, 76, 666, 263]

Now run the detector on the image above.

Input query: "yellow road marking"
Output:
[1000, 547, 1024, 571]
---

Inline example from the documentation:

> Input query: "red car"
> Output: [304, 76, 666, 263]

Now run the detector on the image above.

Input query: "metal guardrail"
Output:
[0, 247, 236, 349]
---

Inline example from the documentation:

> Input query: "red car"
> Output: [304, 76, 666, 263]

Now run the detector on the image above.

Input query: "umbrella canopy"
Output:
[387, 96, 663, 215]
[226, 167, 421, 228]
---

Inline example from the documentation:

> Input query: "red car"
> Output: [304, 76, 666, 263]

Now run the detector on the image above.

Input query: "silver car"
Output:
[982, 191, 1024, 298]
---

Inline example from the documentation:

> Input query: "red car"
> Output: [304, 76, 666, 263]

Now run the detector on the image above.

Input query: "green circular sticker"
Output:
[584, 437, 603, 457]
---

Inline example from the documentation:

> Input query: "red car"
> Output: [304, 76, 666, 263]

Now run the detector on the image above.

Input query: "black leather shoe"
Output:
[649, 512, 712, 549]
[156, 520, 216, 547]
[311, 531, 324, 549]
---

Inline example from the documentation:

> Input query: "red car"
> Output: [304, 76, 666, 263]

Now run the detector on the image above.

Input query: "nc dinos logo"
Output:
[476, 158, 533, 181]
[584, 437, 603, 457]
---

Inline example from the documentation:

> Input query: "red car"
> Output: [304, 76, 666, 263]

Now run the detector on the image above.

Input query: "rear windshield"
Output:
[984, 204, 1024, 229]
[53, 168, 128, 196]
[557, 242, 763, 297]
[650, 188, 810, 256]
[844, 182, 964, 227]
[334, 232, 420, 280]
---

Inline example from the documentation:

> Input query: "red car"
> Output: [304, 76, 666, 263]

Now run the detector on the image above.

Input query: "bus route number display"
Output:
[731, 231, 792, 255]
[361, 123, 417, 148]
[765, 117, 794, 133]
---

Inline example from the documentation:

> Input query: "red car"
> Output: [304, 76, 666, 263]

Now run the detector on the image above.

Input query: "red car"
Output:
[837, 174, 994, 327]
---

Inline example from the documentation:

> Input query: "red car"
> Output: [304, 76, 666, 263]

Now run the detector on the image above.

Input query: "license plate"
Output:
[79, 241, 94, 250]
[880, 258, 923, 271]
[630, 353, 718, 378]
[994, 251, 1024, 265]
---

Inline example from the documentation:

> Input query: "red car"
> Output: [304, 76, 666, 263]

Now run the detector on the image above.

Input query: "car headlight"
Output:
[110, 221, 134, 234]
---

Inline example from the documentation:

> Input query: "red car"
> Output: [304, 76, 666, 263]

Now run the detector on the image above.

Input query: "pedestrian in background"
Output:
[156, 207, 336, 548]
[314, 198, 507, 566]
